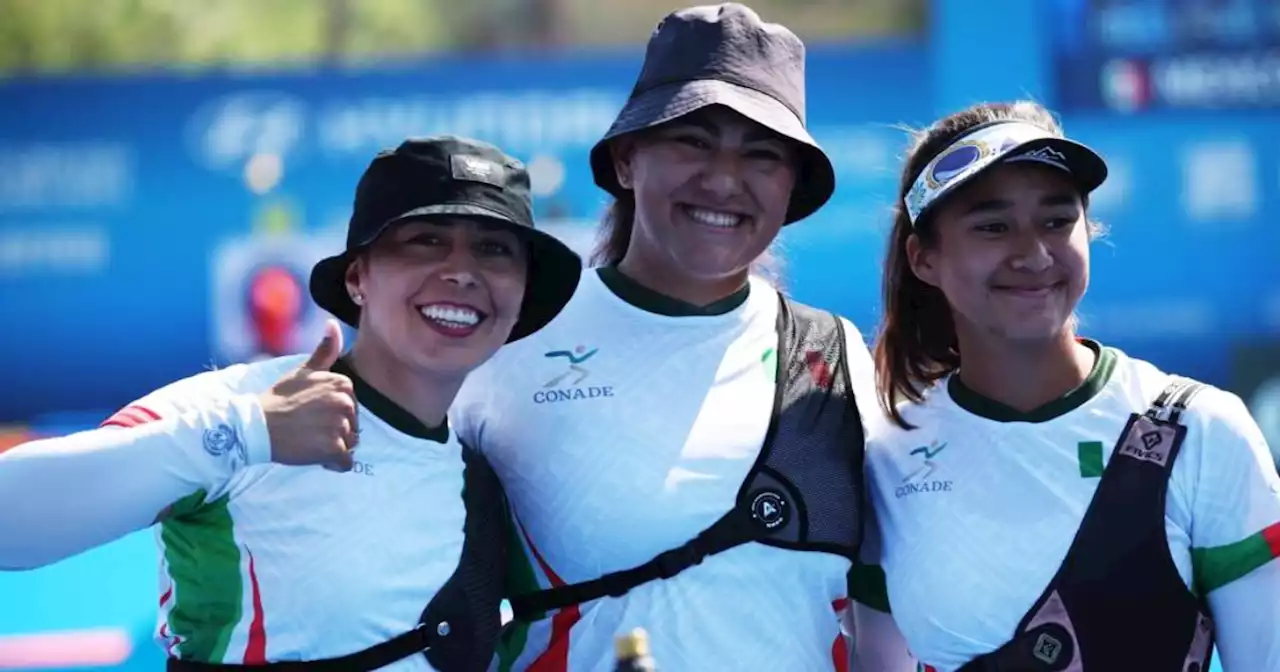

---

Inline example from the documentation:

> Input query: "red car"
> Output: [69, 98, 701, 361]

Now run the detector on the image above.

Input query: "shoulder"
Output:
[1110, 348, 1256, 440]
[107, 356, 303, 424]
[1116, 349, 1276, 501]
[1177, 379, 1272, 482]
[158, 356, 303, 402]
[771, 294, 871, 350]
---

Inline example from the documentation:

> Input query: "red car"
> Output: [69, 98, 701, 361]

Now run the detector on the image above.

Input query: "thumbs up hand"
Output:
[259, 320, 358, 471]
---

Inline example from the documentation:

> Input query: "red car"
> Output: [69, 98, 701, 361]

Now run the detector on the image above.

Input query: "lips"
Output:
[993, 281, 1064, 297]
[417, 301, 488, 338]
[680, 204, 747, 229]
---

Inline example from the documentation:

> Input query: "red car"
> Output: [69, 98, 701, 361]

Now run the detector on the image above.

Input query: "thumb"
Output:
[302, 320, 344, 370]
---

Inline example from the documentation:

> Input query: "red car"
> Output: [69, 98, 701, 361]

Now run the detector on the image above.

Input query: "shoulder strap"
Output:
[1146, 376, 1205, 424]
[509, 509, 757, 620]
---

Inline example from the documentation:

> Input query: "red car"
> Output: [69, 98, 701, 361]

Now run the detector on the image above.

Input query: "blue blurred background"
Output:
[1, 0, 1277, 668]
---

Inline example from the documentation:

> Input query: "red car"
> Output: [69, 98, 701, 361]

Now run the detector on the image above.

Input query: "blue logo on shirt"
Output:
[202, 424, 245, 464]
[896, 440, 953, 498]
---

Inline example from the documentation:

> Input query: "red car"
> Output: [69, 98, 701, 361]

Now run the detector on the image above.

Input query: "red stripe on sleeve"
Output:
[101, 405, 161, 429]
[1262, 521, 1280, 558]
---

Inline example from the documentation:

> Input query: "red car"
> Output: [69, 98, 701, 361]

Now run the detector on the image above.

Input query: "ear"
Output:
[906, 233, 941, 289]
[344, 256, 366, 306]
[609, 136, 637, 190]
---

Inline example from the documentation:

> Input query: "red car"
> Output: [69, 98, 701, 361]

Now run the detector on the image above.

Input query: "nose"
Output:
[1009, 228, 1053, 273]
[699, 150, 745, 201]
[438, 247, 480, 289]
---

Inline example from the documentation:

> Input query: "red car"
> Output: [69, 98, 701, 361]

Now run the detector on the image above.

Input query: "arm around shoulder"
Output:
[0, 377, 271, 570]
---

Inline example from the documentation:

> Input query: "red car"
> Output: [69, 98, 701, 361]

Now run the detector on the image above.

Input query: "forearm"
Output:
[1210, 560, 1280, 671]
[0, 395, 269, 570]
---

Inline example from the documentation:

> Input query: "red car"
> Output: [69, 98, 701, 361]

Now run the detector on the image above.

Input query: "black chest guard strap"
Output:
[957, 377, 1215, 672]
[510, 296, 866, 622]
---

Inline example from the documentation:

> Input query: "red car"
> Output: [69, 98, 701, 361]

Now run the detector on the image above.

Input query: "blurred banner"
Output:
[1051, 0, 1280, 112]
[0, 45, 929, 424]
[3, 41, 1280, 425]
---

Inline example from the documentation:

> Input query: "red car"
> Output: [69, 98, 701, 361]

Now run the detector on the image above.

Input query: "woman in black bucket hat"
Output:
[451, 4, 914, 669]
[0, 136, 582, 672]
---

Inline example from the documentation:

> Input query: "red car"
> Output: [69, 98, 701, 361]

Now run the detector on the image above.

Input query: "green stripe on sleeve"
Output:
[1192, 523, 1280, 595]
[848, 562, 891, 614]
[1077, 441, 1104, 478]
[161, 492, 244, 662]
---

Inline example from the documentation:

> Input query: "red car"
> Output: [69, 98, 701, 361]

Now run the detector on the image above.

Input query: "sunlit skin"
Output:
[342, 216, 529, 426]
[907, 162, 1097, 410]
[609, 105, 798, 305]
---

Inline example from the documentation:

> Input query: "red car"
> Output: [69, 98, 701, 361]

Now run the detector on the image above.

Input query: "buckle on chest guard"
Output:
[654, 544, 704, 580]
[411, 622, 435, 651]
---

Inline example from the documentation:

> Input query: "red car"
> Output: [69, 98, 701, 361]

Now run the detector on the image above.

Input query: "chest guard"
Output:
[167, 445, 508, 672]
[508, 295, 867, 622]
[959, 378, 1215, 672]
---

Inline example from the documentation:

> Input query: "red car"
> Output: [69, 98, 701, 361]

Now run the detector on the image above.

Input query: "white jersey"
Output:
[858, 342, 1280, 672]
[452, 269, 879, 672]
[0, 355, 469, 670]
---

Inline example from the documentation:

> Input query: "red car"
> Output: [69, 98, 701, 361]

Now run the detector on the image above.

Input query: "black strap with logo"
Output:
[168, 446, 507, 672]
[510, 296, 867, 622]
[958, 377, 1216, 672]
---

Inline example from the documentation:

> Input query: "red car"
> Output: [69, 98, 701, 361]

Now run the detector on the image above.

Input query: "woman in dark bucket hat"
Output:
[451, 5, 913, 669]
[0, 135, 582, 672]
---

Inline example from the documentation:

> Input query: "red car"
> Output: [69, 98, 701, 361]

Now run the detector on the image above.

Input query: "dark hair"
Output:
[873, 100, 1103, 429]
[590, 193, 787, 288]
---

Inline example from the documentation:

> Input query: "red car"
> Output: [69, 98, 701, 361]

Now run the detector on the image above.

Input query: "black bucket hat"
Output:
[588, 3, 836, 225]
[310, 135, 583, 343]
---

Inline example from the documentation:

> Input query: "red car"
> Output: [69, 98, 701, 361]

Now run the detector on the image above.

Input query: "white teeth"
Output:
[420, 304, 480, 327]
[686, 206, 742, 228]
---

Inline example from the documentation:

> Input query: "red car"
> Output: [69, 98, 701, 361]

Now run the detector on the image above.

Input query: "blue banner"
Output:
[0, 44, 929, 424]
[1051, 0, 1280, 112]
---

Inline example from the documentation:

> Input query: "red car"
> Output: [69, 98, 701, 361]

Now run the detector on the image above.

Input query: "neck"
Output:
[955, 330, 1096, 413]
[616, 253, 748, 307]
[347, 337, 460, 429]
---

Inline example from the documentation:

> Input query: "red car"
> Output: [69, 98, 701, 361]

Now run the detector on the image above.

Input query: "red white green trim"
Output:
[518, 521, 580, 672]
[160, 491, 268, 662]
[1192, 520, 1280, 594]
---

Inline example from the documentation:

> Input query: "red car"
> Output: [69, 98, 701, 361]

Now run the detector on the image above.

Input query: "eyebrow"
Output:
[961, 192, 1079, 216]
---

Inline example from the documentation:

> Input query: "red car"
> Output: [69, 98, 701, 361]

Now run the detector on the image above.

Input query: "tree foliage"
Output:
[0, 0, 924, 77]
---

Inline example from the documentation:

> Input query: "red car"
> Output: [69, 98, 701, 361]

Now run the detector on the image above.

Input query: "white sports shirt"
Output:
[452, 267, 888, 672]
[856, 341, 1280, 672]
[0, 355, 469, 669]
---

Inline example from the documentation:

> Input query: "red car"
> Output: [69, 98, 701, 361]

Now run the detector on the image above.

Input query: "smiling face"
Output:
[609, 105, 798, 288]
[345, 216, 529, 378]
[908, 162, 1091, 346]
